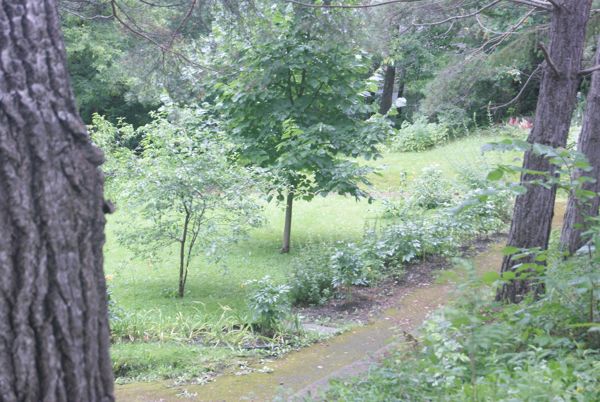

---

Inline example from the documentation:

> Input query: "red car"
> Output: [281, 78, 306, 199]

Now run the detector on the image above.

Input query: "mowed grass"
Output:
[105, 133, 515, 319]
[106, 130, 521, 380]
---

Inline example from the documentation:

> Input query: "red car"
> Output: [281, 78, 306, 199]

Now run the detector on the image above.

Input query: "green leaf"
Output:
[502, 246, 519, 256]
[502, 271, 516, 280]
[481, 271, 501, 285]
[487, 168, 504, 181]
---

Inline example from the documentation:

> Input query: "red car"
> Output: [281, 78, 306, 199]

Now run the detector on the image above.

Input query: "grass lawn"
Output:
[105, 130, 521, 381]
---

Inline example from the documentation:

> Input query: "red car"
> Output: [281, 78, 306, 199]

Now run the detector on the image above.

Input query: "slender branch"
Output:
[538, 42, 560, 76]
[505, 0, 552, 11]
[579, 64, 600, 75]
[287, 69, 295, 106]
[110, 0, 219, 72]
[285, 0, 421, 9]
[475, 13, 503, 34]
[490, 64, 542, 110]
[60, 6, 113, 20]
[413, 0, 502, 27]
[137, 0, 191, 7]
[305, 82, 325, 111]
[544, 0, 561, 9]
[166, 0, 197, 50]
[468, 8, 536, 59]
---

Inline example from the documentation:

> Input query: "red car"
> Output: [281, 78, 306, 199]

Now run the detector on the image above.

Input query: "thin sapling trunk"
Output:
[281, 191, 294, 253]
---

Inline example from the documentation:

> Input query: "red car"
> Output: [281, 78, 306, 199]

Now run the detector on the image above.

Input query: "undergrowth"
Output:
[325, 254, 600, 401]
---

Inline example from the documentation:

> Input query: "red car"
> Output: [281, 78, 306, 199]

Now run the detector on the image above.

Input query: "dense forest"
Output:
[1, 0, 600, 400]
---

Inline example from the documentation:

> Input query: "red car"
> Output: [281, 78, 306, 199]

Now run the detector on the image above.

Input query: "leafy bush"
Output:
[95, 105, 265, 297]
[410, 166, 454, 209]
[245, 276, 291, 335]
[289, 244, 336, 306]
[325, 257, 600, 401]
[290, 164, 512, 306]
[331, 243, 371, 294]
[390, 117, 449, 152]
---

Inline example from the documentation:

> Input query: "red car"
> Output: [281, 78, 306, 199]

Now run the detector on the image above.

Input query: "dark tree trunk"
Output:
[281, 191, 294, 253]
[0, 0, 114, 400]
[396, 66, 406, 120]
[560, 37, 600, 255]
[178, 211, 191, 298]
[497, 1, 593, 303]
[379, 64, 395, 115]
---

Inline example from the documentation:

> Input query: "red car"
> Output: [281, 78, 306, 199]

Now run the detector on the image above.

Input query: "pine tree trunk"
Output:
[560, 37, 600, 255]
[281, 191, 294, 253]
[379, 64, 395, 115]
[497, 1, 593, 303]
[0, 0, 114, 400]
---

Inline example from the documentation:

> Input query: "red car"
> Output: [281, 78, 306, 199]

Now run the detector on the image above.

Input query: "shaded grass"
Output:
[111, 342, 256, 382]
[106, 131, 520, 380]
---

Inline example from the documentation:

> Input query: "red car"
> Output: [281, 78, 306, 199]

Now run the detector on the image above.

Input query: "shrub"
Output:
[245, 276, 291, 335]
[390, 117, 449, 152]
[331, 243, 371, 295]
[410, 166, 454, 209]
[325, 256, 600, 401]
[289, 244, 336, 306]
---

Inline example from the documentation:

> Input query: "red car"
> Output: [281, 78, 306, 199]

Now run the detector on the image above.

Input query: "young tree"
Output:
[213, 4, 391, 253]
[94, 106, 264, 297]
[0, 0, 114, 399]
[497, 1, 593, 302]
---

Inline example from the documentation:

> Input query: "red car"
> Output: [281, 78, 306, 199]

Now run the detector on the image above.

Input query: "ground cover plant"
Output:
[325, 251, 600, 401]
[102, 132, 518, 381]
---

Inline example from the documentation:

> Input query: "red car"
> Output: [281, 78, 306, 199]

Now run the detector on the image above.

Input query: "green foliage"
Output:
[390, 117, 450, 152]
[62, 17, 156, 125]
[320, 164, 513, 298]
[245, 276, 292, 335]
[211, 4, 392, 202]
[331, 243, 371, 293]
[326, 256, 600, 401]
[289, 244, 336, 306]
[94, 104, 264, 296]
[111, 343, 210, 381]
[410, 166, 455, 209]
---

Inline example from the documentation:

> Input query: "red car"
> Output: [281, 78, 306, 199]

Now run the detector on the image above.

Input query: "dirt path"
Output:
[115, 243, 504, 402]
[116, 202, 567, 402]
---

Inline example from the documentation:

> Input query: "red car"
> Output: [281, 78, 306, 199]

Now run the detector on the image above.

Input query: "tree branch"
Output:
[490, 64, 542, 110]
[109, 0, 219, 72]
[538, 42, 560, 76]
[285, 0, 422, 9]
[544, 0, 561, 9]
[579, 64, 600, 75]
[413, 0, 502, 27]
[505, 0, 553, 11]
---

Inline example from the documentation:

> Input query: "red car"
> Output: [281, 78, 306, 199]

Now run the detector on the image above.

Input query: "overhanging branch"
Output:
[580, 64, 600, 75]
[413, 0, 502, 27]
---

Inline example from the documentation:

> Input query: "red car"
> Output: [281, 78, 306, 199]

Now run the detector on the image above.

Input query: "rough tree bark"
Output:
[497, 1, 593, 303]
[281, 191, 294, 253]
[560, 37, 600, 255]
[0, 0, 115, 400]
[379, 64, 395, 114]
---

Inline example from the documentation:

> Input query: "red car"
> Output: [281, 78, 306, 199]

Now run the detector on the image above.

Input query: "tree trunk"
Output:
[497, 1, 593, 303]
[379, 64, 395, 115]
[0, 0, 114, 400]
[560, 37, 600, 255]
[281, 191, 294, 253]
[396, 66, 406, 121]
[178, 212, 191, 298]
